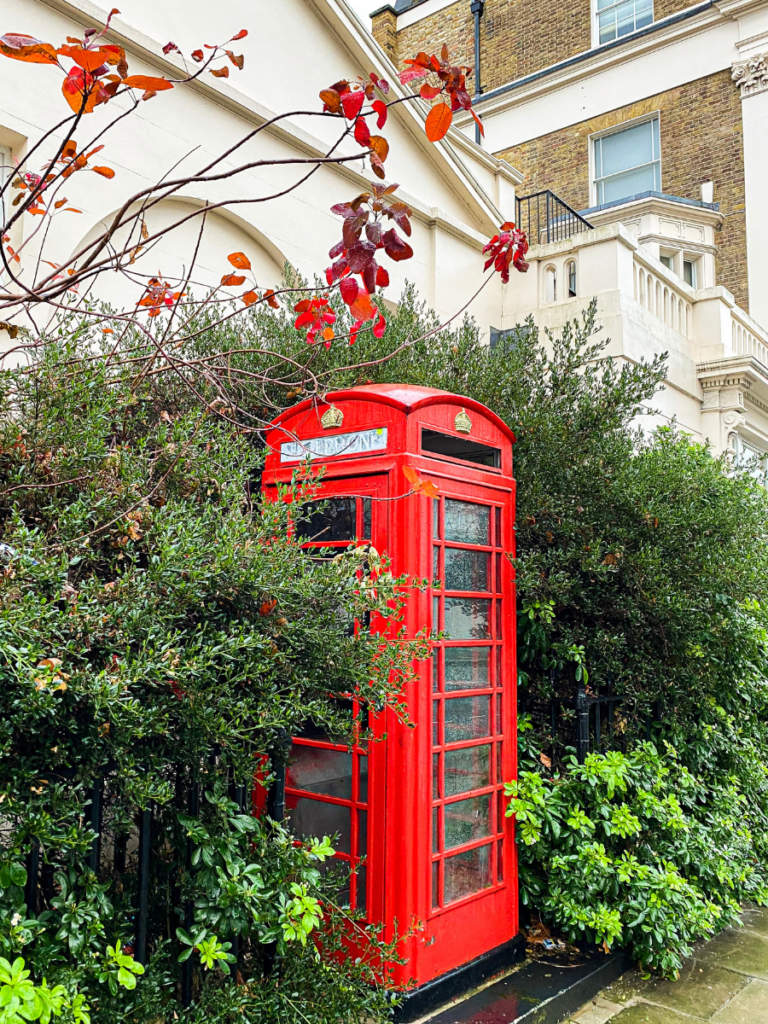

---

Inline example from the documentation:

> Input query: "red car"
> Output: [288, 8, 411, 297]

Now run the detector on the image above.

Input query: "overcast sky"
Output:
[345, 0, 376, 28]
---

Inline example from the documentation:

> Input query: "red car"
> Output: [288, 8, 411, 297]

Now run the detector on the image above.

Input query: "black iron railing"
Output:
[515, 190, 593, 246]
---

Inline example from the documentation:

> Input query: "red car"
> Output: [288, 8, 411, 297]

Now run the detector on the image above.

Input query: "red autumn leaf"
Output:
[232, 29, 248, 40]
[61, 70, 103, 114]
[242, 290, 259, 306]
[420, 83, 442, 100]
[382, 228, 413, 262]
[56, 45, 110, 72]
[92, 166, 115, 178]
[220, 273, 246, 286]
[264, 289, 280, 309]
[122, 75, 173, 91]
[191, 49, 204, 62]
[0, 34, 58, 64]
[370, 153, 386, 180]
[162, 41, 180, 55]
[403, 465, 439, 499]
[211, 66, 229, 78]
[259, 599, 277, 616]
[471, 108, 485, 137]
[228, 252, 251, 270]
[376, 266, 390, 288]
[350, 289, 375, 323]
[398, 66, 429, 85]
[354, 116, 371, 147]
[340, 89, 365, 120]
[425, 102, 452, 142]
[373, 312, 386, 338]
[54, 199, 67, 209]
[226, 50, 244, 69]
[339, 277, 358, 305]
[371, 100, 388, 129]
[369, 135, 389, 162]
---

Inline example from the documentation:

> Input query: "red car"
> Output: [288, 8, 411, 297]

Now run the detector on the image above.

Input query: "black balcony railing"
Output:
[515, 190, 593, 246]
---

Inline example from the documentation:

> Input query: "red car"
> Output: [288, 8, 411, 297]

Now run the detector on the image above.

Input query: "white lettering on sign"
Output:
[280, 427, 388, 463]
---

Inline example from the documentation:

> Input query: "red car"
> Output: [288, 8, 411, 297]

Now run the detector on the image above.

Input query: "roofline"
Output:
[267, 387, 517, 444]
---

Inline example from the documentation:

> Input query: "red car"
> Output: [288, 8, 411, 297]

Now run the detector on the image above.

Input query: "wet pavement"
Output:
[567, 906, 768, 1024]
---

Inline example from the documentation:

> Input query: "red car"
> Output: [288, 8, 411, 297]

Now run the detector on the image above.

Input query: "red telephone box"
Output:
[263, 384, 520, 1007]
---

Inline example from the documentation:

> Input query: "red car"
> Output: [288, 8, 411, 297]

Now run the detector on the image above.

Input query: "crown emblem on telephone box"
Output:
[321, 404, 344, 429]
[454, 408, 472, 434]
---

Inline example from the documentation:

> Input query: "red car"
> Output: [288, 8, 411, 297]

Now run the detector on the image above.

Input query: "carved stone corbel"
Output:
[732, 51, 768, 97]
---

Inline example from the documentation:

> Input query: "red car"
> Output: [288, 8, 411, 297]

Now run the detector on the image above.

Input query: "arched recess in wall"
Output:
[69, 198, 290, 311]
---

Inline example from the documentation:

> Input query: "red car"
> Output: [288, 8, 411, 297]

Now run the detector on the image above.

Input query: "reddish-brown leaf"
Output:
[339, 277, 358, 305]
[61, 70, 101, 114]
[398, 66, 429, 84]
[264, 288, 280, 309]
[56, 45, 110, 72]
[471, 107, 485, 137]
[242, 290, 259, 306]
[354, 116, 371, 148]
[340, 89, 365, 120]
[232, 29, 248, 40]
[369, 135, 389, 162]
[226, 50, 244, 69]
[191, 49, 204, 62]
[220, 273, 246, 286]
[419, 82, 442, 100]
[425, 102, 452, 142]
[92, 166, 115, 178]
[0, 34, 58, 64]
[350, 289, 375, 323]
[228, 252, 251, 270]
[320, 88, 341, 114]
[122, 74, 173, 91]
[211, 65, 229, 78]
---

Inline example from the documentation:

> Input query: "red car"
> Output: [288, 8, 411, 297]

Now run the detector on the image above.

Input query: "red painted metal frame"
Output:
[262, 384, 518, 990]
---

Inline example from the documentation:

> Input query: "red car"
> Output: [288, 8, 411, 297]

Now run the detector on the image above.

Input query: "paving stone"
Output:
[608, 1003, 695, 1023]
[570, 995, 624, 1024]
[632, 961, 746, 1019]
[710, 979, 768, 1023]
[740, 907, 768, 939]
[600, 971, 648, 1005]
[694, 928, 768, 981]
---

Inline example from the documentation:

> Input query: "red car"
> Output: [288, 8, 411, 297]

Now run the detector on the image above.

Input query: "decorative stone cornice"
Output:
[732, 51, 768, 97]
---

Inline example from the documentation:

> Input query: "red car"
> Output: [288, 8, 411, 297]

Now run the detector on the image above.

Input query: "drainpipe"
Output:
[470, 0, 484, 145]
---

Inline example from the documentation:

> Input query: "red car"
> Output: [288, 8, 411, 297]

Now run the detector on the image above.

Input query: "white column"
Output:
[733, 52, 768, 331]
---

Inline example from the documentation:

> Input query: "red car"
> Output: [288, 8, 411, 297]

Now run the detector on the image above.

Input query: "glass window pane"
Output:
[444, 745, 491, 796]
[598, 11, 616, 43]
[445, 696, 491, 743]
[444, 647, 490, 691]
[357, 809, 367, 860]
[444, 500, 489, 545]
[295, 498, 356, 542]
[433, 700, 440, 745]
[445, 549, 489, 591]
[432, 649, 439, 693]
[355, 864, 367, 913]
[432, 861, 440, 908]
[287, 745, 352, 799]
[287, 797, 351, 854]
[358, 754, 368, 803]
[433, 752, 440, 799]
[362, 498, 371, 540]
[600, 163, 657, 204]
[445, 598, 491, 639]
[445, 794, 492, 849]
[599, 120, 654, 177]
[433, 499, 440, 539]
[616, 0, 636, 35]
[444, 844, 492, 903]
[494, 506, 502, 547]
[497, 840, 503, 882]
[433, 806, 440, 853]
[596, 0, 615, 9]
[433, 596, 440, 631]
[433, 544, 440, 580]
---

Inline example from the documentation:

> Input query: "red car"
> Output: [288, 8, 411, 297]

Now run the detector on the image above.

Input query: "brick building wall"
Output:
[655, 0, 699, 20]
[374, 0, 592, 89]
[496, 70, 748, 309]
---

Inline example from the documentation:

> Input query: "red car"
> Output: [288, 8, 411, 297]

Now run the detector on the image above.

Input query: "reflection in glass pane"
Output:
[445, 647, 490, 690]
[445, 697, 490, 742]
[444, 745, 491, 796]
[444, 844, 492, 903]
[357, 809, 367, 860]
[445, 794, 491, 849]
[295, 498, 356, 542]
[445, 598, 491, 639]
[287, 745, 352, 799]
[433, 499, 440, 539]
[495, 553, 502, 593]
[432, 649, 439, 693]
[433, 596, 440, 631]
[362, 498, 371, 540]
[358, 755, 368, 803]
[433, 700, 440, 745]
[445, 548, 489, 592]
[495, 506, 501, 547]
[445, 500, 489, 545]
[497, 840, 503, 882]
[496, 600, 502, 640]
[433, 752, 440, 800]
[432, 861, 440, 908]
[496, 741, 502, 784]
[433, 806, 440, 853]
[496, 693, 502, 734]
[356, 864, 367, 913]
[496, 646, 502, 688]
[287, 797, 351, 854]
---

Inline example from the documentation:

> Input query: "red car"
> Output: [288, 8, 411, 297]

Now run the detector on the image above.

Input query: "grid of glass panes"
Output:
[596, 0, 652, 45]
[431, 497, 505, 910]
[285, 495, 372, 913]
[593, 118, 660, 205]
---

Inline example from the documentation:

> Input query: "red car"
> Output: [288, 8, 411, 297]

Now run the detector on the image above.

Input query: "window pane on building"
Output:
[444, 500, 489, 545]
[444, 646, 490, 690]
[444, 696, 491, 743]
[444, 548, 489, 591]
[444, 745, 491, 796]
[444, 794, 492, 849]
[445, 598, 491, 639]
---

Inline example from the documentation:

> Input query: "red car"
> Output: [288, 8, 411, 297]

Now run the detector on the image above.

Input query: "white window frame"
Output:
[592, 0, 654, 48]
[0, 144, 11, 225]
[589, 113, 661, 208]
